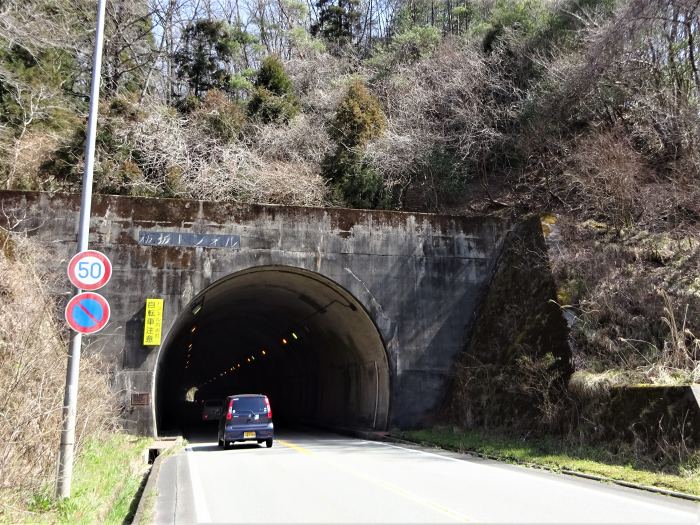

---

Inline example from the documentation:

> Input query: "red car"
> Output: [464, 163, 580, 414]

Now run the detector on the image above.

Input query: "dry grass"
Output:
[367, 41, 508, 205]
[112, 101, 330, 206]
[567, 129, 651, 227]
[0, 233, 115, 515]
[0, 130, 62, 191]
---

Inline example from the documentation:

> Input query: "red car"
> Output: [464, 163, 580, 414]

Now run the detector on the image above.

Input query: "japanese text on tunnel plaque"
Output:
[139, 231, 240, 249]
[143, 298, 164, 346]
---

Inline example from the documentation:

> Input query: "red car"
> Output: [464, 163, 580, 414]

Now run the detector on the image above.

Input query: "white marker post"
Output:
[56, 0, 107, 499]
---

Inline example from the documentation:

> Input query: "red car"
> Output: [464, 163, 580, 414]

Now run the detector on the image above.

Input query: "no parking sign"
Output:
[65, 292, 111, 334]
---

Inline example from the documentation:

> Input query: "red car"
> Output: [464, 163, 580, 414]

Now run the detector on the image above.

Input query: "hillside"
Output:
[1, 0, 698, 446]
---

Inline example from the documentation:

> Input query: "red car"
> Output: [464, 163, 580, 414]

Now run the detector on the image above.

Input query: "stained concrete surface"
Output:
[0, 191, 567, 435]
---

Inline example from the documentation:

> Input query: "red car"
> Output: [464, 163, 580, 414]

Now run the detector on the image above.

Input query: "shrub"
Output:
[255, 56, 294, 96]
[366, 41, 505, 210]
[193, 89, 246, 143]
[336, 159, 387, 209]
[323, 149, 387, 208]
[370, 26, 441, 69]
[323, 81, 387, 207]
[567, 129, 651, 227]
[248, 56, 299, 123]
[112, 101, 329, 205]
[328, 81, 386, 149]
[247, 87, 299, 124]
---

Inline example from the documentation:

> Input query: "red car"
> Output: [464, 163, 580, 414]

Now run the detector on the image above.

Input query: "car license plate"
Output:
[244, 431, 256, 439]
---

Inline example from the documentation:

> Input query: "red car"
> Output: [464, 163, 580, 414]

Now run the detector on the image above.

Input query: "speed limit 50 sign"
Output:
[67, 250, 112, 291]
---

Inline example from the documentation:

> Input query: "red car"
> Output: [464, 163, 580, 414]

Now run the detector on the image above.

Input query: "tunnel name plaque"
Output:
[138, 231, 240, 249]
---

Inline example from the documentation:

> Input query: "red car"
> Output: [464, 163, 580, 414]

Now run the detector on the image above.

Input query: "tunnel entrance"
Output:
[154, 266, 390, 436]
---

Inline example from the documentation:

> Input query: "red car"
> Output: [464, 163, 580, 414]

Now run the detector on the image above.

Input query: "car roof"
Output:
[225, 393, 265, 399]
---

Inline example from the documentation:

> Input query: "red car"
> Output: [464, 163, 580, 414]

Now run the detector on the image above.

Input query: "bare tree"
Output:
[103, 0, 159, 97]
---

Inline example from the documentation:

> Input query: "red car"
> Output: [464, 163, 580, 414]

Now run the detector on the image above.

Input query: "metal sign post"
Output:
[56, 0, 107, 499]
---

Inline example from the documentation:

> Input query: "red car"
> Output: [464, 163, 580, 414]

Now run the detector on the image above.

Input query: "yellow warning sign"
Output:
[143, 298, 164, 346]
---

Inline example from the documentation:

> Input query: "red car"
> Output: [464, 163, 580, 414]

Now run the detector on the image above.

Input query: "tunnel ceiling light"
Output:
[190, 326, 197, 333]
[247, 358, 251, 363]
[261, 350, 266, 356]
[281, 338, 288, 345]
[191, 302, 203, 315]
[251, 355, 255, 361]
[291, 332, 298, 340]
[237, 363, 241, 368]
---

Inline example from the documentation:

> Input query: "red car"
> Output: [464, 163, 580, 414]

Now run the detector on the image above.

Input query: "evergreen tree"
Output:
[311, 0, 360, 52]
[174, 20, 238, 98]
[328, 81, 386, 149]
[247, 56, 299, 123]
[323, 81, 387, 208]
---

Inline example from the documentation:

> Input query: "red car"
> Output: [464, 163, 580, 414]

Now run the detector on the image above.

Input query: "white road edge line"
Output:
[373, 439, 700, 516]
[186, 446, 212, 524]
[373, 440, 466, 463]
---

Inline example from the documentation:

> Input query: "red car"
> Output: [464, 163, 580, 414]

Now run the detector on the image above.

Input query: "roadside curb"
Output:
[132, 438, 183, 524]
[382, 434, 700, 504]
[131, 452, 163, 525]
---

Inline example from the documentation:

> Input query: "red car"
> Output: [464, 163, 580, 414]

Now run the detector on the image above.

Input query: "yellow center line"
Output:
[277, 439, 474, 523]
[277, 439, 312, 455]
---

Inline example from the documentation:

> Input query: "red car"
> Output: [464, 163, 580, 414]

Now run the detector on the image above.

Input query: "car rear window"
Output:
[231, 397, 265, 413]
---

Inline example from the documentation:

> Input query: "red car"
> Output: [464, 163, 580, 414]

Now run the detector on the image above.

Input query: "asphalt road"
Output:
[154, 430, 699, 524]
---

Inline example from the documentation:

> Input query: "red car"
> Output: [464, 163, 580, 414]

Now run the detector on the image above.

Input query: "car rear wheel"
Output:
[224, 441, 231, 450]
[265, 439, 273, 448]
[218, 438, 223, 447]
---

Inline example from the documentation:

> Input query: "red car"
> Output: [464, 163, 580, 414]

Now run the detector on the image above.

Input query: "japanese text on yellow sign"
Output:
[143, 298, 164, 346]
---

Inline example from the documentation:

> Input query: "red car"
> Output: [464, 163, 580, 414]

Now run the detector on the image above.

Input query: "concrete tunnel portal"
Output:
[154, 266, 391, 436]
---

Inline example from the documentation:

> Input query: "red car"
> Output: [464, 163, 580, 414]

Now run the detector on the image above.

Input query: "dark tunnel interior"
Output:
[154, 266, 391, 437]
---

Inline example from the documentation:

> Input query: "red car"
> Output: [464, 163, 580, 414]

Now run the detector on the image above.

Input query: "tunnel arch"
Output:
[153, 265, 391, 436]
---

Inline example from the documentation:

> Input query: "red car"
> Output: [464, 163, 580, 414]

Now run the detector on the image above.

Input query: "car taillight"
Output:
[226, 399, 233, 420]
[264, 396, 272, 419]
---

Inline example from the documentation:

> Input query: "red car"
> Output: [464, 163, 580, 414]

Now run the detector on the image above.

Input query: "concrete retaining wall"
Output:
[2, 190, 517, 434]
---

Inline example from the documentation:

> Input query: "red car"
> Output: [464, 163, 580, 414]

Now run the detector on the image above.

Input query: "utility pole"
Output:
[56, 0, 107, 499]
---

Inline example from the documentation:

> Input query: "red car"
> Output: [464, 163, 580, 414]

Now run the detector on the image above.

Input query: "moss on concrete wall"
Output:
[446, 215, 572, 432]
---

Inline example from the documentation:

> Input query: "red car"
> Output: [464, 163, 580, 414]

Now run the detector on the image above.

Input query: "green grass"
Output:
[398, 427, 700, 496]
[24, 433, 151, 524]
